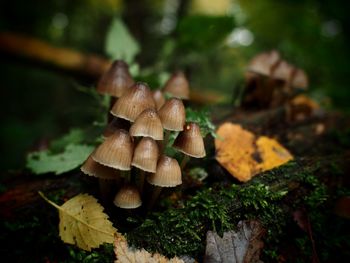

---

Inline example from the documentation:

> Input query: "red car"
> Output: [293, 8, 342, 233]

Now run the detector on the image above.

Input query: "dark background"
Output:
[1, 0, 349, 172]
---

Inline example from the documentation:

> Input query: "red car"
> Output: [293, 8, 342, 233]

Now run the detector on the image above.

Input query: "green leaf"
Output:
[50, 129, 86, 152]
[27, 144, 94, 175]
[105, 18, 140, 63]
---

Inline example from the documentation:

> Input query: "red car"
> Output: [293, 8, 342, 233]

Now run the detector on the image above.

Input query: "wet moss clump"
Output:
[127, 162, 294, 258]
[127, 159, 349, 261]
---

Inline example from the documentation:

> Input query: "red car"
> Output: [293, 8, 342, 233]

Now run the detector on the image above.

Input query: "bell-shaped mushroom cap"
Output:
[81, 154, 120, 179]
[158, 98, 185, 131]
[272, 60, 309, 89]
[129, 109, 163, 140]
[163, 71, 190, 99]
[153, 89, 166, 110]
[271, 60, 294, 82]
[97, 60, 134, 97]
[113, 185, 142, 209]
[291, 69, 308, 89]
[132, 137, 159, 173]
[92, 129, 133, 170]
[147, 156, 182, 187]
[110, 82, 156, 122]
[248, 50, 281, 76]
[102, 117, 131, 139]
[173, 122, 206, 158]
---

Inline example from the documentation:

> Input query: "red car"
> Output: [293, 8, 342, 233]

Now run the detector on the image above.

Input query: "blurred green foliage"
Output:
[1, 0, 350, 172]
[105, 18, 140, 63]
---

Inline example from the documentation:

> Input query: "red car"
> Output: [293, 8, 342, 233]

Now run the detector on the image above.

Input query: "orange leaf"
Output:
[215, 123, 293, 182]
[256, 136, 293, 171]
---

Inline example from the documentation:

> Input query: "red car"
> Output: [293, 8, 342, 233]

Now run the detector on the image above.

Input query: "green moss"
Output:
[127, 162, 299, 258]
[64, 244, 114, 263]
[127, 160, 349, 260]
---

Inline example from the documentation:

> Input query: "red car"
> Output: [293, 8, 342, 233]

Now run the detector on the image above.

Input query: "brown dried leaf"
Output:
[215, 123, 293, 182]
[204, 220, 265, 263]
[114, 234, 185, 263]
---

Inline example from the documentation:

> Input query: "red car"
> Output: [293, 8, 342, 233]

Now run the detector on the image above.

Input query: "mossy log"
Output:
[0, 106, 349, 261]
[126, 154, 349, 259]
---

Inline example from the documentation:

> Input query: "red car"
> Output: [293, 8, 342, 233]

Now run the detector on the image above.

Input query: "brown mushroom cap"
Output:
[158, 98, 185, 131]
[248, 50, 281, 76]
[129, 109, 163, 140]
[162, 71, 190, 99]
[147, 155, 182, 187]
[291, 69, 308, 89]
[110, 82, 156, 122]
[271, 60, 309, 89]
[132, 137, 159, 173]
[271, 60, 293, 82]
[113, 185, 142, 209]
[173, 122, 206, 158]
[81, 154, 120, 179]
[92, 129, 133, 170]
[153, 89, 166, 110]
[97, 60, 134, 97]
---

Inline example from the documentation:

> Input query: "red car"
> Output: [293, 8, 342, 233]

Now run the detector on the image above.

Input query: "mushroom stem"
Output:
[147, 186, 162, 210]
[180, 155, 190, 170]
[99, 178, 112, 202]
[121, 170, 131, 183]
[161, 130, 171, 154]
[108, 97, 117, 122]
[138, 170, 146, 193]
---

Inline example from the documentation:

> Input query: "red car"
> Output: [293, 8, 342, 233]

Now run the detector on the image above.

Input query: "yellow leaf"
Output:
[215, 123, 293, 182]
[256, 136, 293, 171]
[215, 123, 258, 182]
[114, 234, 185, 263]
[39, 192, 117, 251]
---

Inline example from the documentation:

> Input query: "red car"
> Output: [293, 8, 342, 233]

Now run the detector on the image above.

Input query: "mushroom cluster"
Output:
[80, 60, 206, 210]
[243, 50, 309, 109]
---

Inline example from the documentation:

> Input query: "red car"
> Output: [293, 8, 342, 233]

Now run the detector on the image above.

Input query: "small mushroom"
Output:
[173, 122, 206, 158]
[248, 50, 281, 76]
[132, 137, 159, 192]
[158, 98, 186, 132]
[162, 71, 190, 100]
[81, 154, 120, 180]
[173, 122, 206, 169]
[147, 155, 182, 187]
[132, 137, 159, 173]
[147, 155, 182, 209]
[129, 109, 164, 140]
[271, 60, 294, 83]
[97, 60, 134, 98]
[110, 82, 156, 122]
[113, 185, 142, 209]
[153, 89, 166, 110]
[92, 129, 134, 171]
[81, 153, 121, 202]
[158, 98, 186, 152]
[291, 69, 308, 90]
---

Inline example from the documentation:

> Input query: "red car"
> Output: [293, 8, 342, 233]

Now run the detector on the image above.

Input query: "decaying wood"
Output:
[0, 172, 83, 219]
[0, 32, 223, 105]
[0, 32, 111, 77]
